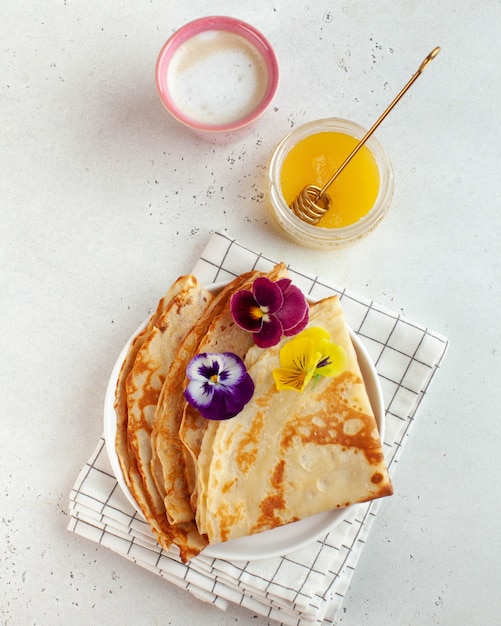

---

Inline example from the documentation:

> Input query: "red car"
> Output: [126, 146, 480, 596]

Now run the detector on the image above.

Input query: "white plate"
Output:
[104, 284, 385, 561]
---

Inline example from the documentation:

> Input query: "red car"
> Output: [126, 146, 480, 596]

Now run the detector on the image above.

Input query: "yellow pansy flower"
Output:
[272, 327, 347, 393]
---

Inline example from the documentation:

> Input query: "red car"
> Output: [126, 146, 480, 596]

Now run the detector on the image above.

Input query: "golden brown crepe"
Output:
[149, 271, 257, 525]
[115, 276, 213, 560]
[178, 263, 289, 518]
[125, 276, 213, 530]
[195, 295, 393, 544]
[114, 275, 188, 536]
[151, 264, 288, 526]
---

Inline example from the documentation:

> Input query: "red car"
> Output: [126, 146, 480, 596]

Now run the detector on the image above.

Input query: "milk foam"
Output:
[167, 30, 269, 126]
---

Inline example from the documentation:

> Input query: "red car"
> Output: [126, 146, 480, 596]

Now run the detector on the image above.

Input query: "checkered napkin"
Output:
[68, 230, 448, 625]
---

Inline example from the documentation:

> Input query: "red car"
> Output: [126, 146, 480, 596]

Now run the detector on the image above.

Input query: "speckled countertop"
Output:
[1, 1, 500, 625]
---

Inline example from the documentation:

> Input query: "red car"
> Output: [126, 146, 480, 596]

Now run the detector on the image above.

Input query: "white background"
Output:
[1, 1, 499, 624]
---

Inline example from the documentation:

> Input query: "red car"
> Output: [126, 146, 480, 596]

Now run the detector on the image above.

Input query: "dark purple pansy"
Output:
[184, 352, 254, 420]
[230, 277, 309, 348]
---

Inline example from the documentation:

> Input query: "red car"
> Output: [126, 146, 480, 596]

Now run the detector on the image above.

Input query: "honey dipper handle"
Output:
[317, 46, 441, 198]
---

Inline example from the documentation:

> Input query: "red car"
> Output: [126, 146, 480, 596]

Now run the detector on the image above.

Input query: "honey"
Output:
[280, 131, 380, 228]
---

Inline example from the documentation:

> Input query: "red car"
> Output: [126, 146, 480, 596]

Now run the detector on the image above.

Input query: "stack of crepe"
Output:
[114, 264, 393, 562]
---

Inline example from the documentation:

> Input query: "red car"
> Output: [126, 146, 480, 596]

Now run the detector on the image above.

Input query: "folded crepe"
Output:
[151, 264, 288, 526]
[195, 295, 393, 545]
[115, 275, 214, 559]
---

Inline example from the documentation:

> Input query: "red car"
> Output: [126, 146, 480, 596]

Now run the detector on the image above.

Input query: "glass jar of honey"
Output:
[266, 118, 394, 249]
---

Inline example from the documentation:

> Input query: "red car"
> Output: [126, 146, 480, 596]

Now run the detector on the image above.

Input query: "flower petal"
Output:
[272, 367, 313, 392]
[297, 327, 331, 342]
[184, 379, 214, 408]
[217, 352, 248, 386]
[221, 372, 255, 409]
[186, 353, 223, 381]
[252, 277, 283, 314]
[198, 372, 255, 420]
[275, 280, 309, 333]
[199, 391, 230, 420]
[230, 290, 263, 332]
[283, 307, 309, 337]
[295, 328, 346, 378]
[279, 337, 319, 371]
[314, 341, 347, 378]
[254, 314, 283, 348]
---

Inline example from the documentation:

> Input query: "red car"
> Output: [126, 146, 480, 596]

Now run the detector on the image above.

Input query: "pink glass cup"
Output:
[156, 16, 279, 143]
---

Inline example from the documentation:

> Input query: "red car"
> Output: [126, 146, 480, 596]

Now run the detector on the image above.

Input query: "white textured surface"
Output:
[1, 1, 499, 625]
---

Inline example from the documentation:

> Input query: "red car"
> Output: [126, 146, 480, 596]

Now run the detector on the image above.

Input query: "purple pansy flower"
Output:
[184, 352, 254, 420]
[230, 277, 309, 348]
